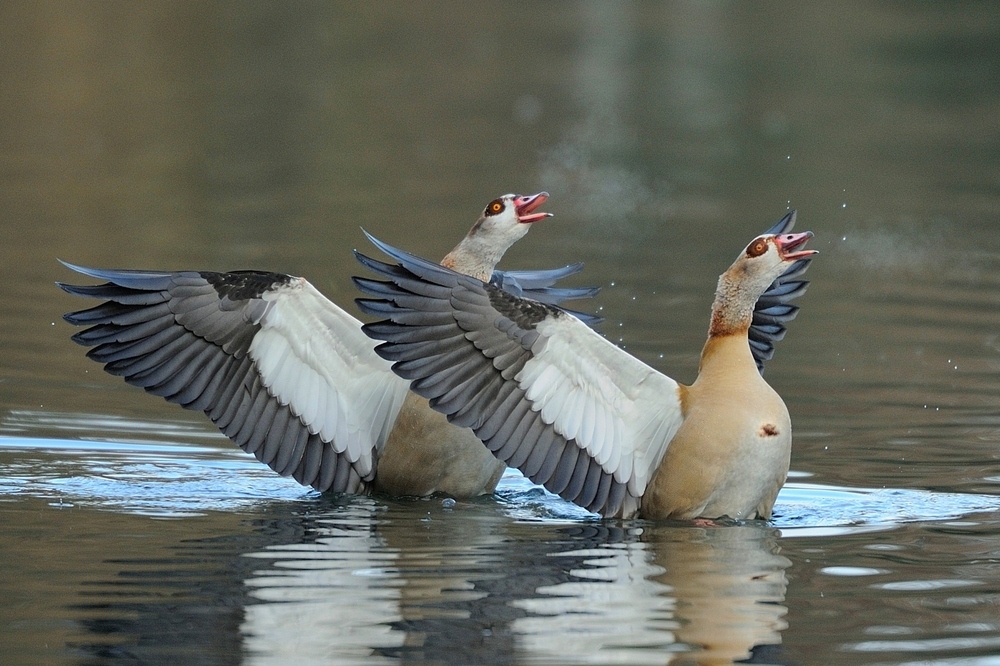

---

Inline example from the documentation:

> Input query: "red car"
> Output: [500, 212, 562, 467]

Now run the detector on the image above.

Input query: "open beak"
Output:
[775, 231, 817, 261]
[513, 192, 552, 223]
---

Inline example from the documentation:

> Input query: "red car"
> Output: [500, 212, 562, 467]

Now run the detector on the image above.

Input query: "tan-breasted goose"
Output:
[59, 193, 600, 497]
[354, 211, 816, 519]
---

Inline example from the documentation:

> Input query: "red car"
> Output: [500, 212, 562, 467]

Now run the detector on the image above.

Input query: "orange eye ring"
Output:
[746, 239, 768, 257]
[486, 199, 505, 216]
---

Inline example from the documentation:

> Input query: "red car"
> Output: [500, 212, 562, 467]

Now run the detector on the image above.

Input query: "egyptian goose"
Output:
[354, 211, 816, 519]
[59, 193, 600, 497]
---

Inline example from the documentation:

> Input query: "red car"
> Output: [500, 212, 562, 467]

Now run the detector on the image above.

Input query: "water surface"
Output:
[3, 2, 1000, 664]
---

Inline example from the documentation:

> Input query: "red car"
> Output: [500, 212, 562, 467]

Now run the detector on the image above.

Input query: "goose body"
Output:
[60, 193, 599, 498]
[643, 335, 791, 519]
[355, 211, 815, 519]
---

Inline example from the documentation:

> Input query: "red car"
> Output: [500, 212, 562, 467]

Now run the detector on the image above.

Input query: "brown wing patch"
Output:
[202, 270, 292, 301]
[486, 282, 561, 330]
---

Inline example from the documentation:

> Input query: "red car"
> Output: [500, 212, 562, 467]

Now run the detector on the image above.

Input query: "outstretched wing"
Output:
[353, 237, 684, 518]
[59, 263, 409, 493]
[751, 210, 814, 374]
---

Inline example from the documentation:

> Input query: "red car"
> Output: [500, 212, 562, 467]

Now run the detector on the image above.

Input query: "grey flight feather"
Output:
[490, 265, 603, 326]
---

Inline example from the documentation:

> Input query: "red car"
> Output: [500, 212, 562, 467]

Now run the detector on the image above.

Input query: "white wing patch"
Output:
[518, 315, 684, 497]
[249, 278, 409, 477]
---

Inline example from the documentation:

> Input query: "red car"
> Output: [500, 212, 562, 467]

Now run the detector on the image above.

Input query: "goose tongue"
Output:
[775, 232, 817, 261]
[514, 192, 552, 223]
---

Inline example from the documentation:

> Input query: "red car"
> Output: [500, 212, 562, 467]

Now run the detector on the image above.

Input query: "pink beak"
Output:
[513, 192, 552, 223]
[774, 232, 817, 261]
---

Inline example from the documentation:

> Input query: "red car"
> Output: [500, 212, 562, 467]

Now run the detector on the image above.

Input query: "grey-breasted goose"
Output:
[354, 211, 815, 519]
[59, 193, 600, 497]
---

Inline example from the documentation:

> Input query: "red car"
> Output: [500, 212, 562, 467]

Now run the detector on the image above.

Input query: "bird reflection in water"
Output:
[63, 496, 790, 663]
[238, 500, 792, 665]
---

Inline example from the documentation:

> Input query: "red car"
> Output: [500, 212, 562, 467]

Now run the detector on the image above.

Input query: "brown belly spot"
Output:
[758, 423, 779, 437]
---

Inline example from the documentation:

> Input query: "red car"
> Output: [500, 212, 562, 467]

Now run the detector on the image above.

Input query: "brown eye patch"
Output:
[485, 199, 505, 216]
[746, 238, 769, 258]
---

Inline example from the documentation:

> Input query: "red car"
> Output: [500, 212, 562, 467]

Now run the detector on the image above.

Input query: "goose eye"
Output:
[485, 199, 505, 216]
[746, 239, 769, 258]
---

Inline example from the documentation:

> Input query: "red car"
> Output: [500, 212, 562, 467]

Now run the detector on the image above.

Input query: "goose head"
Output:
[441, 192, 552, 280]
[733, 231, 815, 293]
[711, 231, 816, 336]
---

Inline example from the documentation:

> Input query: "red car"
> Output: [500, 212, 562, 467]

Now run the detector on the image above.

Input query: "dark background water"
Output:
[3, 2, 1000, 664]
